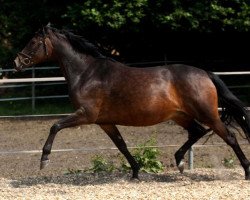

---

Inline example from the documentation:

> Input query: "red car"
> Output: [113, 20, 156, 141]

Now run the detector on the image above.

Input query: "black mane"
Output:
[48, 27, 104, 58]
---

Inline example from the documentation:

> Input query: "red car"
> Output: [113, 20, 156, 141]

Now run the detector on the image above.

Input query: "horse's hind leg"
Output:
[210, 120, 250, 180]
[175, 121, 208, 173]
[99, 124, 140, 179]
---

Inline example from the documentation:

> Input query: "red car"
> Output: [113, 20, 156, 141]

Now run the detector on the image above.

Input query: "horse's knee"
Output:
[50, 123, 61, 134]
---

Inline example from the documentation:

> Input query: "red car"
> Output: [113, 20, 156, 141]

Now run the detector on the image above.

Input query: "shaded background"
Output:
[0, 0, 250, 115]
[1, 0, 250, 70]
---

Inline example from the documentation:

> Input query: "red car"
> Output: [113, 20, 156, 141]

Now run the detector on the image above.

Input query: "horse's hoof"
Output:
[245, 167, 250, 180]
[245, 175, 250, 180]
[178, 160, 185, 174]
[130, 177, 140, 182]
[40, 159, 50, 170]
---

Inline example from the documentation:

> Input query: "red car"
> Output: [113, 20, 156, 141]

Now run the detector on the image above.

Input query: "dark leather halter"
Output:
[17, 34, 49, 68]
[17, 51, 33, 66]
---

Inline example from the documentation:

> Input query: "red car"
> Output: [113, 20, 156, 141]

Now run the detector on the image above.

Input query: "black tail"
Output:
[207, 71, 250, 142]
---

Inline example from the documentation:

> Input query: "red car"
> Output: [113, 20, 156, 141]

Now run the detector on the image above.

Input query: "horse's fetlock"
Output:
[43, 145, 51, 155]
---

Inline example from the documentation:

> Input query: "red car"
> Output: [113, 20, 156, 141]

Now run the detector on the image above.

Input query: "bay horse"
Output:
[13, 25, 250, 180]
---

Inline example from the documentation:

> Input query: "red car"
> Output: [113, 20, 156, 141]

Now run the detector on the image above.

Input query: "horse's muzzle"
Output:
[13, 58, 23, 71]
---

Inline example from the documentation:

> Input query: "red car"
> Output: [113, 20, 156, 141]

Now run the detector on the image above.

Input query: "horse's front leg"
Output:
[40, 107, 91, 169]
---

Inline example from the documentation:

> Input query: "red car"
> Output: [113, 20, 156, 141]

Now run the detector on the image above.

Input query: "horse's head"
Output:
[13, 26, 53, 71]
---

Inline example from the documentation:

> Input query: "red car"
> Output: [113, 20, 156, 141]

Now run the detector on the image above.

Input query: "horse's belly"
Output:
[97, 83, 179, 126]
[97, 106, 176, 126]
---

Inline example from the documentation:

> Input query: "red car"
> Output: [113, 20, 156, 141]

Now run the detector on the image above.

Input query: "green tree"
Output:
[0, 0, 249, 68]
[64, 0, 250, 32]
[0, 0, 70, 67]
[64, 0, 148, 30]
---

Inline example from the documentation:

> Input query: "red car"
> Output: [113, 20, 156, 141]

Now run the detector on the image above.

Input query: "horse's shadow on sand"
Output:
[10, 169, 244, 188]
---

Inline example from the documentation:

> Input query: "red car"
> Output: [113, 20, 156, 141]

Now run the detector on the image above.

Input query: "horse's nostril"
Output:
[13, 59, 22, 71]
[13, 61, 17, 67]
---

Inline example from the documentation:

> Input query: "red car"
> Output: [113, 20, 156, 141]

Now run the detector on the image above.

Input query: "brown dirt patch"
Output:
[0, 118, 250, 199]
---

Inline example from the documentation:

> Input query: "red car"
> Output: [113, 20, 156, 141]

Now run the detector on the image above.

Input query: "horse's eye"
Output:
[30, 40, 36, 45]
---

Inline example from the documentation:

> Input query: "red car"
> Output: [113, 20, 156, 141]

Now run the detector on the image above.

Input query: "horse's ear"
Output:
[43, 23, 51, 35]
[42, 27, 47, 36]
[46, 22, 51, 28]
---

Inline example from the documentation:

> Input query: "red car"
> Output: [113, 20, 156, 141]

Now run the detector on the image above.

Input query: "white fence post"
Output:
[188, 146, 194, 170]
[31, 66, 35, 111]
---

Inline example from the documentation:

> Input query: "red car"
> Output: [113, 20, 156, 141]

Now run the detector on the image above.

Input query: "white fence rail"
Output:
[0, 66, 67, 109]
[1, 71, 250, 83]
[1, 68, 250, 109]
[0, 77, 65, 83]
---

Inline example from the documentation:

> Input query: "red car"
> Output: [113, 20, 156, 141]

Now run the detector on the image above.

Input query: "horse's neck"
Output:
[53, 42, 93, 88]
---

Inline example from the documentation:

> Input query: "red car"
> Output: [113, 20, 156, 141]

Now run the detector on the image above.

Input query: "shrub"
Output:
[68, 138, 164, 175]
[222, 155, 236, 168]
[121, 138, 164, 173]
[87, 155, 116, 173]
